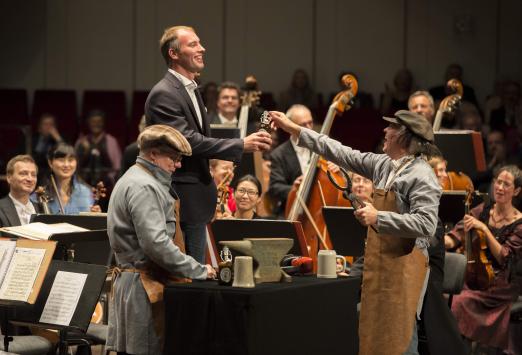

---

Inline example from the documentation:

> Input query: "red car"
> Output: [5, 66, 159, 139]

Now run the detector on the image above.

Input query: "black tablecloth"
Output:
[164, 276, 360, 355]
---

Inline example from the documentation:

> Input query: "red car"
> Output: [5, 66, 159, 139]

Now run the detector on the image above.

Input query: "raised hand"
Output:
[268, 111, 302, 136]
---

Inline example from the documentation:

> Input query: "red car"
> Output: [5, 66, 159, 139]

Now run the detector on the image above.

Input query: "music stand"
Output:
[438, 191, 486, 226]
[31, 214, 106, 230]
[207, 219, 308, 265]
[434, 130, 486, 177]
[322, 207, 366, 257]
[30, 214, 110, 265]
[210, 125, 240, 139]
[11, 260, 107, 355]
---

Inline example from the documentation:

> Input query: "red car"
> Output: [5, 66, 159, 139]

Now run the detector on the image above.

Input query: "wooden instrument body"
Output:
[285, 160, 351, 256]
[442, 171, 474, 191]
[284, 74, 358, 260]
[462, 190, 495, 290]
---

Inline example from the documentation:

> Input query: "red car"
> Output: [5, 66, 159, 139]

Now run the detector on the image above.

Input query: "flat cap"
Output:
[138, 124, 192, 155]
[383, 110, 434, 143]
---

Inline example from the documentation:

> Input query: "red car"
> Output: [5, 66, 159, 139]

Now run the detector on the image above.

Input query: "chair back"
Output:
[442, 252, 467, 295]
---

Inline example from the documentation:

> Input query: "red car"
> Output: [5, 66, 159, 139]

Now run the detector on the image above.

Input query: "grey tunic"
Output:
[106, 156, 207, 355]
[298, 128, 441, 248]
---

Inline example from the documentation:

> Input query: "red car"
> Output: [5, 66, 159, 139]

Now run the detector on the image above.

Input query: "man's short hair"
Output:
[6, 155, 37, 176]
[160, 25, 195, 67]
[217, 82, 241, 98]
[408, 91, 434, 110]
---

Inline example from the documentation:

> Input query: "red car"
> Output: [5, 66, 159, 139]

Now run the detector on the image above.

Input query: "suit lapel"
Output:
[165, 72, 205, 134]
[285, 141, 303, 175]
[194, 88, 210, 135]
[0, 197, 22, 226]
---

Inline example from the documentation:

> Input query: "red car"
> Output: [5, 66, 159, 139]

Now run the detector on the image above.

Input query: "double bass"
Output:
[433, 78, 463, 132]
[285, 74, 358, 259]
[462, 190, 495, 290]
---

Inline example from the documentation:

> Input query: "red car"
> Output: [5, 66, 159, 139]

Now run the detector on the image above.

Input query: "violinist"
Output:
[210, 159, 235, 217]
[444, 165, 522, 353]
[428, 156, 449, 189]
[32, 143, 101, 214]
[270, 109, 441, 354]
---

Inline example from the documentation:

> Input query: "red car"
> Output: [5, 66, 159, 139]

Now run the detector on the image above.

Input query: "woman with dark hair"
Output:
[233, 174, 262, 220]
[445, 165, 522, 354]
[33, 143, 101, 214]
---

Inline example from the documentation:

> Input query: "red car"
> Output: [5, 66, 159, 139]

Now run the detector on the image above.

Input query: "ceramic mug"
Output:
[317, 250, 346, 278]
[232, 256, 255, 288]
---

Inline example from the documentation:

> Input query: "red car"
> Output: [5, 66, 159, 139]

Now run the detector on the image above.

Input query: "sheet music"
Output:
[0, 222, 88, 240]
[39, 271, 88, 326]
[0, 247, 45, 301]
[0, 240, 17, 286]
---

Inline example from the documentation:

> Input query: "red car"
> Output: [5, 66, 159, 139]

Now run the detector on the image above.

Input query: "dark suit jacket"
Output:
[268, 140, 302, 216]
[0, 195, 40, 228]
[145, 72, 244, 224]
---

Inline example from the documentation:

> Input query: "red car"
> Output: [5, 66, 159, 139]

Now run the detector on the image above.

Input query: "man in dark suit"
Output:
[145, 25, 271, 263]
[268, 105, 314, 216]
[0, 155, 40, 227]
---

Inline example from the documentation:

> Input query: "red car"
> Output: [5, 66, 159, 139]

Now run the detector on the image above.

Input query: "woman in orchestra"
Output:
[350, 171, 374, 203]
[232, 175, 263, 220]
[428, 156, 449, 189]
[445, 165, 522, 353]
[33, 143, 101, 214]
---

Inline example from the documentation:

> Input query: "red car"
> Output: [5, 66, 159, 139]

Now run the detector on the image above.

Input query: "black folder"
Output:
[323, 207, 367, 257]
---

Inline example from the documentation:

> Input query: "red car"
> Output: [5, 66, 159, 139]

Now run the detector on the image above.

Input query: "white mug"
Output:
[232, 256, 255, 288]
[317, 250, 346, 278]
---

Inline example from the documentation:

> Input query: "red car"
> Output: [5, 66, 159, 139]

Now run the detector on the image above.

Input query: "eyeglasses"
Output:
[494, 179, 513, 189]
[166, 153, 183, 163]
[236, 188, 258, 197]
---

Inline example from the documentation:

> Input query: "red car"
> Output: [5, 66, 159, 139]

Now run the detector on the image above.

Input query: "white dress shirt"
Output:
[290, 137, 312, 175]
[168, 69, 203, 128]
[9, 193, 36, 225]
[218, 113, 238, 126]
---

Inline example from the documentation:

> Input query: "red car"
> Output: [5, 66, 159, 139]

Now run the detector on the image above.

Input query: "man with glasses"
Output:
[106, 124, 216, 355]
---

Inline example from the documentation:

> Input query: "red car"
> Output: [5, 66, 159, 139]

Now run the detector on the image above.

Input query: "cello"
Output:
[285, 74, 358, 259]
[462, 189, 495, 290]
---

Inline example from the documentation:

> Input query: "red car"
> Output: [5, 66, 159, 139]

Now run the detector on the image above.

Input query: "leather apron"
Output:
[358, 188, 428, 355]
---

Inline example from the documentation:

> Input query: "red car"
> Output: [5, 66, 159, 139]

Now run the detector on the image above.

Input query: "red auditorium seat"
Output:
[32, 89, 79, 142]
[81, 90, 127, 149]
[129, 90, 149, 143]
[0, 89, 29, 125]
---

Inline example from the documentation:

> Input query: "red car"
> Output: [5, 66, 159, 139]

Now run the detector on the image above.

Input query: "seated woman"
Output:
[33, 143, 101, 214]
[428, 155, 449, 189]
[445, 165, 522, 353]
[350, 171, 374, 203]
[232, 175, 263, 219]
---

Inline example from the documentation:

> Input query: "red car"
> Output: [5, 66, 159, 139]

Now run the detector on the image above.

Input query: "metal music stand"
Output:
[322, 206, 366, 257]
[10, 260, 107, 355]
